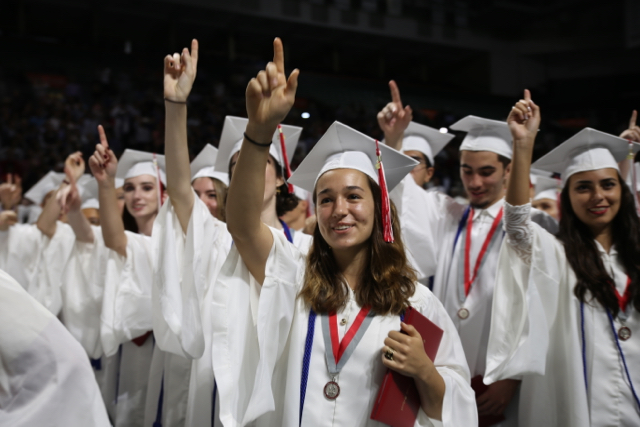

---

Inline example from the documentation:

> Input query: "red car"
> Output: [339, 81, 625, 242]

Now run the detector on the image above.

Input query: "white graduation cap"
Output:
[532, 128, 640, 185]
[289, 121, 417, 243]
[291, 185, 309, 201]
[116, 149, 166, 185]
[533, 176, 560, 202]
[450, 115, 513, 159]
[190, 144, 230, 186]
[529, 168, 554, 186]
[213, 116, 302, 174]
[401, 121, 455, 166]
[24, 171, 65, 205]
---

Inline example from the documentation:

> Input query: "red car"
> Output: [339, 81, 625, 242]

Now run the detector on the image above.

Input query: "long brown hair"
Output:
[299, 176, 416, 316]
[557, 172, 640, 317]
[210, 177, 228, 222]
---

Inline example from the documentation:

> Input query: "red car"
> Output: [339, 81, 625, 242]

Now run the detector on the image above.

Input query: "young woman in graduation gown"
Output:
[211, 37, 476, 427]
[485, 90, 640, 426]
[152, 39, 311, 426]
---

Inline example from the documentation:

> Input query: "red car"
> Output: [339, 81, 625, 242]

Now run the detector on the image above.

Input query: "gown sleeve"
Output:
[37, 222, 77, 315]
[0, 268, 111, 427]
[100, 232, 155, 357]
[152, 194, 232, 359]
[409, 286, 478, 427]
[484, 202, 565, 383]
[60, 225, 109, 359]
[211, 228, 305, 427]
[390, 175, 466, 280]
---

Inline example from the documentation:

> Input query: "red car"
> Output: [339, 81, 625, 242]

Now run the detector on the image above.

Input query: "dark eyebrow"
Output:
[346, 186, 365, 191]
[317, 188, 331, 196]
[574, 180, 593, 185]
[460, 164, 496, 172]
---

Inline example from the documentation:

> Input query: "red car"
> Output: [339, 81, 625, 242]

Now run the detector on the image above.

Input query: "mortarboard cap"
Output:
[289, 121, 417, 194]
[24, 171, 65, 205]
[533, 176, 561, 202]
[532, 128, 640, 185]
[401, 122, 455, 166]
[116, 149, 166, 185]
[214, 116, 302, 174]
[451, 115, 513, 159]
[190, 144, 230, 186]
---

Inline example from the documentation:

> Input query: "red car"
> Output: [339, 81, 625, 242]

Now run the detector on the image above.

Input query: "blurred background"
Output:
[1, 0, 639, 195]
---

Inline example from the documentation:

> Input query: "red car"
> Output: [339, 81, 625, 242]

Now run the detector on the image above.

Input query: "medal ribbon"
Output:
[321, 307, 375, 375]
[612, 276, 632, 313]
[462, 207, 504, 297]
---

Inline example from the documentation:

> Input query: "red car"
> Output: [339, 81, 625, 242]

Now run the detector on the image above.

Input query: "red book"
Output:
[370, 307, 444, 427]
[471, 375, 506, 427]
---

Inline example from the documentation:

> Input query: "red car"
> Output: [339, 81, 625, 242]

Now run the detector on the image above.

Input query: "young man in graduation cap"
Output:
[379, 82, 558, 426]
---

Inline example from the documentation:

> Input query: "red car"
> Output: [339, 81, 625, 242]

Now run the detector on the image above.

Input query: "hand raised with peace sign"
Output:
[507, 89, 540, 148]
[164, 39, 198, 103]
[377, 80, 413, 150]
[245, 38, 299, 141]
[620, 110, 640, 142]
[89, 125, 118, 183]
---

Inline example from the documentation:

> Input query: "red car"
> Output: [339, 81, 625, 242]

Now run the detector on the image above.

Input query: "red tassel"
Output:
[375, 140, 394, 243]
[278, 125, 294, 193]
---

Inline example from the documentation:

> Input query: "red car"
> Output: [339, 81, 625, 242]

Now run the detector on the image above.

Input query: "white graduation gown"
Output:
[152, 194, 311, 427]
[0, 222, 76, 315]
[485, 202, 640, 426]
[211, 227, 477, 427]
[0, 268, 110, 426]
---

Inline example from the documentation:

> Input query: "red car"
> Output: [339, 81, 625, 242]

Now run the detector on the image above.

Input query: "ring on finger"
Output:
[384, 346, 395, 361]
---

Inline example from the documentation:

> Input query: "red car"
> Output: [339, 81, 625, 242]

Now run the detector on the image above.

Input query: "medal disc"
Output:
[619, 326, 631, 341]
[457, 308, 470, 319]
[323, 381, 340, 400]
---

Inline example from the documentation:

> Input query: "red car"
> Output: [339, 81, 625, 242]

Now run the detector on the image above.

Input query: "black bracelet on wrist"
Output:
[164, 98, 187, 105]
[243, 132, 272, 147]
[62, 179, 70, 185]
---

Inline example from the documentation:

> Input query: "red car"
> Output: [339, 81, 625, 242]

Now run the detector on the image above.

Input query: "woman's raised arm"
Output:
[164, 39, 198, 233]
[226, 37, 298, 284]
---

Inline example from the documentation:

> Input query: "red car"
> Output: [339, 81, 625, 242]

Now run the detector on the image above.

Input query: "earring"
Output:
[276, 188, 281, 194]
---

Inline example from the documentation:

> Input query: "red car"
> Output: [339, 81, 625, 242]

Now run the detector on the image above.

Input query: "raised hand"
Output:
[65, 151, 85, 182]
[57, 166, 82, 214]
[0, 210, 17, 231]
[376, 80, 413, 150]
[89, 125, 118, 183]
[164, 39, 198, 103]
[620, 110, 640, 142]
[0, 174, 22, 210]
[245, 37, 299, 140]
[507, 89, 540, 147]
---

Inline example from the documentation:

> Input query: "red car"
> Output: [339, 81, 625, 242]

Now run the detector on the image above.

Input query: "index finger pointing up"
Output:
[524, 89, 532, 102]
[273, 37, 285, 73]
[191, 39, 199, 64]
[630, 110, 637, 129]
[389, 80, 402, 105]
[98, 125, 110, 149]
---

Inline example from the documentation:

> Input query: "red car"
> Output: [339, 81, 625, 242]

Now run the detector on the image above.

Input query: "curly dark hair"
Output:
[299, 177, 417, 316]
[557, 172, 640, 317]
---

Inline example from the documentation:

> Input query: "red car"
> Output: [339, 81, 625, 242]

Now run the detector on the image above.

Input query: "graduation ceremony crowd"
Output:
[1, 36, 640, 427]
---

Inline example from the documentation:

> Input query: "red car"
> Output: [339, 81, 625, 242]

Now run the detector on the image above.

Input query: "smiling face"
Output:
[315, 169, 375, 254]
[460, 150, 509, 209]
[192, 177, 219, 217]
[567, 168, 621, 234]
[123, 174, 159, 219]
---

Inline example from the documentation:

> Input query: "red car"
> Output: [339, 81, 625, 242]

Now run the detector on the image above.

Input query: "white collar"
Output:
[471, 197, 505, 220]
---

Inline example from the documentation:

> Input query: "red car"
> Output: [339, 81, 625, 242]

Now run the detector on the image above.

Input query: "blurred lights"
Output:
[439, 127, 448, 133]
[301, 112, 310, 119]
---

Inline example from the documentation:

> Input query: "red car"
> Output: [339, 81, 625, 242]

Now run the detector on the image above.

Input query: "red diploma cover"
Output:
[471, 375, 506, 427]
[370, 307, 444, 427]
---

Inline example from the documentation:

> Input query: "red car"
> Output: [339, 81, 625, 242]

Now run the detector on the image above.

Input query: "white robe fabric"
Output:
[391, 176, 558, 425]
[0, 268, 111, 426]
[152, 194, 311, 427]
[0, 222, 76, 315]
[211, 227, 477, 427]
[485, 202, 640, 426]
